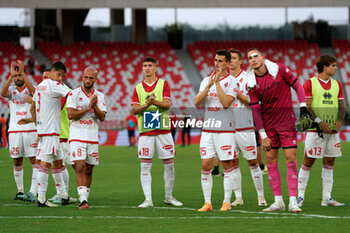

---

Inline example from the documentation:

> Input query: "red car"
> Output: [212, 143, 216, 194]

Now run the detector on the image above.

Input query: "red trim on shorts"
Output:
[60, 138, 68, 142]
[139, 130, 171, 136]
[235, 127, 255, 131]
[69, 139, 99, 144]
[8, 130, 37, 134]
[202, 130, 235, 133]
[38, 133, 60, 137]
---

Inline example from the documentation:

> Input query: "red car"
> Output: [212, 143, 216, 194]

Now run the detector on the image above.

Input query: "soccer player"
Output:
[126, 111, 138, 147]
[228, 49, 266, 207]
[131, 57, 182, 208]
[1, 60, 37, 200]
[195, 50, 238, 212]
[247, 49, 307, 212]
[67, 67, 107, 210]
[297, 55, 346, 207]
[33, 61, 71, 207]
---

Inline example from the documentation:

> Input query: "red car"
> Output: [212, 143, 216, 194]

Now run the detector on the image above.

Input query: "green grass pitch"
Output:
[0, 143, 349, 233]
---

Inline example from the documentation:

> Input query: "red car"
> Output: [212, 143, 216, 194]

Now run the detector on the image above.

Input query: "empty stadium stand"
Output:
[38, 41, 196, 129]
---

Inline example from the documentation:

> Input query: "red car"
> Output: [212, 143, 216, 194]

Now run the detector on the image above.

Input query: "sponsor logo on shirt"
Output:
[80, 120, 93, 125]
[16, 111, 27, 116]
[37, 86, 47, 91]
[143, 110, 161, 129]
[207, 106, 220, 112]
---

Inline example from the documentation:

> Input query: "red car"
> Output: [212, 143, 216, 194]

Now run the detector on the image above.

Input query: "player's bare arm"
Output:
[18, 102, 36, 125]
[23, 95, 33, 104]
[0, 62, 15, 97]
[215, 78, 234, 109]
[150, 98, 171, 110]
[17, 60, 35, 95]
[237, 92, 249, 106]
[92, 103, 106, 122]
[131, 102, 151, 115]
[335, 100, 345, 131]
[194, 72, 215, 107]
[67, 99, 95, 120]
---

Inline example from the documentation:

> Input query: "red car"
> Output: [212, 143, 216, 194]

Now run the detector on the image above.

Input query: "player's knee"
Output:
[162, 158, 174, 165]
[323, 157, 335, 166]
[201, 162, 212, 171]
[247, 159, 258, 167]
[13, 158, 23, 166]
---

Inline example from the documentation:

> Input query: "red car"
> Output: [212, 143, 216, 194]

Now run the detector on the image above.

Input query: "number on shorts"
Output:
[310, 147, 322, 156]
[77, 148, 82, 157]
[142, 148, 149, 156]
[11, 147, 19, 156]
[200, 147, 206, 156]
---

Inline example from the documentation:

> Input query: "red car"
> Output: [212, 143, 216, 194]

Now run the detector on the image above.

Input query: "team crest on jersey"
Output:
[240, 78, 243, 83]
[143, 110, 161, 129]
[224, 82, 228, 88]
[78, 97, 83, 101]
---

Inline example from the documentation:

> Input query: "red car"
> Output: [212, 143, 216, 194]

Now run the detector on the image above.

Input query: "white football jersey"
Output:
[32, 79, 70, 136]
[67, 87, 107, 143]
[7, 86, 36, 133]
[232, 70, 254, 130]
[199, 74, 238, 132]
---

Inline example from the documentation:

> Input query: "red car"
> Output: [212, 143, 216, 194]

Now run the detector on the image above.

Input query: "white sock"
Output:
[78, 186, 88, 203]
[201, 170, 212, 204]
[163, 162, 175, 199]
[232, 165, 242, 198]
[249, 164, 264, 197]
[52, 168, 68, 199]
[275, 195, 283, 203]
[140, 161, 152, 201]
[297, 164, 311, 199]
[14, 165, 24, 193]
[86, 188, 90, 199]
[223, 168, 234, 203]
[322, 165, 333, 200]
[29, 163, 39, 195]
[37, 166, 49, 203]
[61, 166, 69, 194]
[289, 196, 297, 205]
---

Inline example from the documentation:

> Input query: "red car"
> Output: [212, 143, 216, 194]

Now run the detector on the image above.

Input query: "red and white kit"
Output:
[67, 87, 107, 165]
[7, 86, 37, 158]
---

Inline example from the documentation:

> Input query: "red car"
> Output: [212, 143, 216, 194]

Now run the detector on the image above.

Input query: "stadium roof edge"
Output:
[1, 0, 350, 8]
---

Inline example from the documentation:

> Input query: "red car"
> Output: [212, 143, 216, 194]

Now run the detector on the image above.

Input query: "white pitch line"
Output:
[0, 215, 349, 220]
[120, 205, 350, 219]
[1, 204, 110, 208]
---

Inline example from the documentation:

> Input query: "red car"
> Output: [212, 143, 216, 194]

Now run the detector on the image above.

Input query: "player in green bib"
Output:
[297, 55, 346, 207]
[131, 57, 182, 208]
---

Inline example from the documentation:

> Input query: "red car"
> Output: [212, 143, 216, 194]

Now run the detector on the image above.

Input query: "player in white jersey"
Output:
[195, 50, 238, 212]
[32, 61, 71, 207]
[67, 67, 106, 210]
[228, 48, 266, 207]
[1, 60, 37, 200]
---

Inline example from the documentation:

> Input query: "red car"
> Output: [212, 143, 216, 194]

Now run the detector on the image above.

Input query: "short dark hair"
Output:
[228, 48, 242, 60]
[247, 48, 263, 56]
[51, 61, 67, 73]
[316, 55, 337, 73]
[143, 57, 157, 64]
[216, 49, 231, 62]
[43, 68, 51, 72]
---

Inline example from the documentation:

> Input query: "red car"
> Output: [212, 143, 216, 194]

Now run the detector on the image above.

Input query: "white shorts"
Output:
[9, 132, 37, 158]
[199, 132, 236, 161]
[37, 135, 63, 163]
[138, 133, 175, 159]
[70, 141, 99, 165]
[305, 132, 342, 158]
[234, 130, 258, 160]
[59, 141, 74, 166]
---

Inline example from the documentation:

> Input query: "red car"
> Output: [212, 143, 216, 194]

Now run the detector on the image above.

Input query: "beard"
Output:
[84, 83, 94, 89]
[15, 80, 24, 87]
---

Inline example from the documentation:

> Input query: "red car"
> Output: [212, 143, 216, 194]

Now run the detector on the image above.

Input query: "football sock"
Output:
[163, 160, 175, 199]
[297, 164, 311, 199]
[29, 163, 39, 195]
[232, 165, 242, 198]
[14, 165, 24, 193]
[287, 162, 298, 197]
[78, 186, 88, 203]
[61, 166, 69, 193]
[37, 166, 49, 203]
[267, 163, 282, 196]
[140, 161, 153, 201]
[250, 163, 264, 197]
[201, 170, 212, 204]
[223, 167, 234, 203]
[52, 168, 68, 199]
[322, 165, 333, 200]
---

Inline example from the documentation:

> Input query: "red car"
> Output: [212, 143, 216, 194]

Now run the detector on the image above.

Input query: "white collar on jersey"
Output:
[246, 59, 279, 89]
